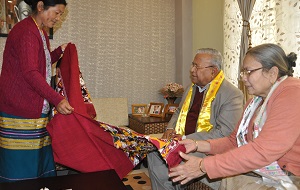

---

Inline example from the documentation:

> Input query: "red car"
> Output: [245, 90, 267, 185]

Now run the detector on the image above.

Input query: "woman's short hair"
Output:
[196, 48, 223, 70]
[246, 43, 297, 77]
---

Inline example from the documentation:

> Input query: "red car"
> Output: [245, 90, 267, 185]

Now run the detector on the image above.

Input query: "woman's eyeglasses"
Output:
[240, 67, 264, 78]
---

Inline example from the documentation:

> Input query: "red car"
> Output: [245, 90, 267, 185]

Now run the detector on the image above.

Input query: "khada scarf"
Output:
[236, 75, 295, 187]
[47, 44, 185, 179]
[175, 71, 225, 135]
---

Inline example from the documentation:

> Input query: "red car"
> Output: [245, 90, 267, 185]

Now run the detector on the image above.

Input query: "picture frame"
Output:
[148, 102, 164, 117]
[131, 104, 147, 116]
[0, 0, 53, 38]
[163, 103, 179, 117]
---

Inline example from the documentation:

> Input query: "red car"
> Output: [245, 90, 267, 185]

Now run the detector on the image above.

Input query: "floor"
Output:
[56, 161, 151, 190]
[130, 161, 149, 177]
[123, 163, 151, 190]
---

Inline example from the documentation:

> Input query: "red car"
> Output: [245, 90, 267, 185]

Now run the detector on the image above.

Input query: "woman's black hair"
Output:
[286, 52, 297, 76]
[246, 43, 297, 77]
[24, 0, 67, 12]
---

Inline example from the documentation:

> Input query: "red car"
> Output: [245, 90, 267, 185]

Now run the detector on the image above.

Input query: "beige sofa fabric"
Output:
[92, 98, 129, 127]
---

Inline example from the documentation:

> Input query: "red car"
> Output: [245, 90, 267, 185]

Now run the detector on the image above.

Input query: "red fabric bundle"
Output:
[47, 44, 133, 179]
[149, 137, 186, 168]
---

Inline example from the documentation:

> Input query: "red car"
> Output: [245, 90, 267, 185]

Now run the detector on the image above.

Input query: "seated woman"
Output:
[168, 43, 300, 189]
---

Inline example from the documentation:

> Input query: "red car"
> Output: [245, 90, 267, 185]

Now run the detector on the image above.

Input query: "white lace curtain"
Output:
[224, 0, 300, 87]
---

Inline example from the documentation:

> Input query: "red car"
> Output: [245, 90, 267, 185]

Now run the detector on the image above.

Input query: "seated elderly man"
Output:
[147, 48, 244, 190]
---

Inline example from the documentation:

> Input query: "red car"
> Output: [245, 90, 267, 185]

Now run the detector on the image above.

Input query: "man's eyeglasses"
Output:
[240, 67, 264, 78]
[191, 62, 214, 70]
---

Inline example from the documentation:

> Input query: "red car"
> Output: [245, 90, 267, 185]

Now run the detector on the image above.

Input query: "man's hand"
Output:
[162, 129, 175, 139]
[161, 129, 183, 140]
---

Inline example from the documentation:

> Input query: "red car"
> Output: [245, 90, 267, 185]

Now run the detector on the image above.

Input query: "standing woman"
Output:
[0, 0, 73, 182]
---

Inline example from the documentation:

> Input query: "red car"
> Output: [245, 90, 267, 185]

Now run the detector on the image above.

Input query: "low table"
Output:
[128, 114, 171, 135]
[0, 170, 127, 190]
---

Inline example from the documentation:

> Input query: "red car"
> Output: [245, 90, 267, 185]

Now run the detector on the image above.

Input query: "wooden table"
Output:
[0, 170, 127, 190]
[128, 114, 171, 135]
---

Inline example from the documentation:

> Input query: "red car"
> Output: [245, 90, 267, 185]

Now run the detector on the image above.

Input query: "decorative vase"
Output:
[166, 97, 177, 104]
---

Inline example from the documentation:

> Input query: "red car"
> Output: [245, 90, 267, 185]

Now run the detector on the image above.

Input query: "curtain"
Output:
[237, 0, 256, 101]
[224, 0, 300, 90]
[250, 0, 300, 77]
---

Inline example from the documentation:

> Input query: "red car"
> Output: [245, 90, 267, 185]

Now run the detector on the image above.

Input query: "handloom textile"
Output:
[47, 44, 185, 178]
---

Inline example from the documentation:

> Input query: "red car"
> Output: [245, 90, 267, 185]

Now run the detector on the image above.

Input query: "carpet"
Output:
[122, 172, 151, 190]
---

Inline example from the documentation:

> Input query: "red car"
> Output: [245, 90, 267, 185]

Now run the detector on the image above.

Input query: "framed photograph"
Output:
[131, 104, 147, 116]
[148, 102, 164, 117]
[164, 103, 179, 116]
[0, 0, 53, 38]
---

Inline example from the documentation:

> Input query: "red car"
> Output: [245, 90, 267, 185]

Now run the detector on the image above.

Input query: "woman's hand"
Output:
[181, 139, 211, 153]
[168, 152, 205, 185]
[179, 139, 198, 153]
[56, 99, 74, 115]
[60, 43, 68, 52]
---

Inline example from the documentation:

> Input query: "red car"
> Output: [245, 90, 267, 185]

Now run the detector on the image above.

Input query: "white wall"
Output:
[175, 0, 193, 88]
[193, 0, 224, 55]
[0, 0, 225, 112]
[175, 0, 224, 89]
[0, 0, 176, 112]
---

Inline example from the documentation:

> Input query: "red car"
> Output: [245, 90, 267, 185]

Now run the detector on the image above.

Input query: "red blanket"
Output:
[47, 43, 185, 179]
[47, 44, 133, 178]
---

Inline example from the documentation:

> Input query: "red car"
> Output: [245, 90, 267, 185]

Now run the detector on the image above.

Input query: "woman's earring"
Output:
[270, 79, 275, 85]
